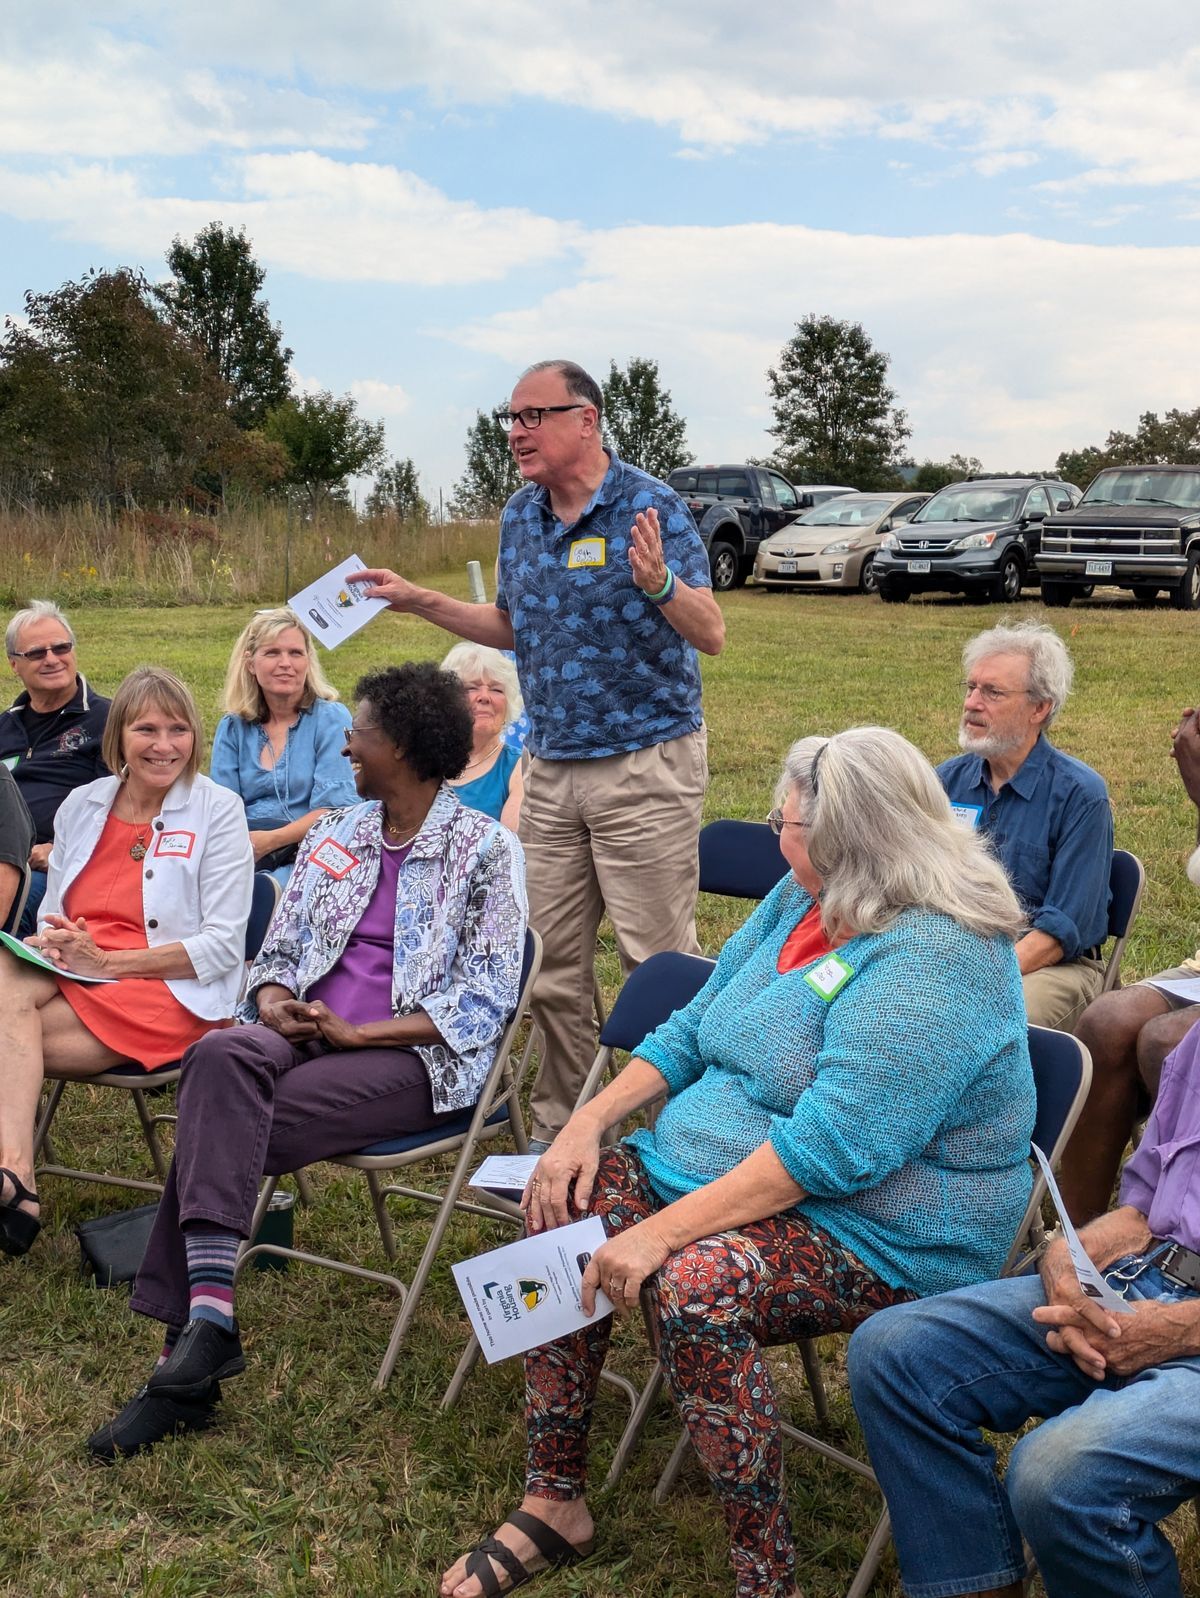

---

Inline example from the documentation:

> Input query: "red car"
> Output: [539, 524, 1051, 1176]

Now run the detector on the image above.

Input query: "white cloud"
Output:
[0, 154, 580, 286]
[973, 151, 1039, 178]
[350, 379, 411, 417]
[447, 222, 1200, 470]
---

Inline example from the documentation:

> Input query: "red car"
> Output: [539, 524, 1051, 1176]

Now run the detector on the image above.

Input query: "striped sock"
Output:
[182, 1226, 239, 1331]
[156, 1324, 183, 1367]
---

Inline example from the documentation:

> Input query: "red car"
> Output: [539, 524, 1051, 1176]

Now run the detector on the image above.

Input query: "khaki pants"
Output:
[1022, 956, 1105, 1033]
[520, 728, 707, 1141]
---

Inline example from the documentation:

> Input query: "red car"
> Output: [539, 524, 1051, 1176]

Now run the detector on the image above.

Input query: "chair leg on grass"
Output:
[366, 1169, 398, 1260]
[440, 1333, 483, 1411]
[654, 1428, 692, 1504]
[603, 1362, 667, 1491]
[799, 1337, 829, 1423]
[128, 1087, 169, 1180]
[845, 1508, 892, 1598]
[294, 1169, 316, 1207]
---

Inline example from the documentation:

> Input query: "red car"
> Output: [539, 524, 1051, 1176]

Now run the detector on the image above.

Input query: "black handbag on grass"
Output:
[75, 1202, 158, 1287]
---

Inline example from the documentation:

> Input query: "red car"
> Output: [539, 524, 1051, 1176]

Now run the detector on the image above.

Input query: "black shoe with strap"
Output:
[463, 1508, 594, 1596]
[147, 1318, 245, 1397]
[0, 1167, 40, 1257]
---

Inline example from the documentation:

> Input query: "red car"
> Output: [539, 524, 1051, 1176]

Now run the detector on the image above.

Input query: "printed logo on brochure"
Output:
[483, 1277, 548, 1322]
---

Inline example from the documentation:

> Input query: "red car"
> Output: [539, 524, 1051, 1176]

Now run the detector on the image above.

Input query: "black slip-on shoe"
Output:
[86, 1382, 221, 1462]
[147, 1318, 245, 1396]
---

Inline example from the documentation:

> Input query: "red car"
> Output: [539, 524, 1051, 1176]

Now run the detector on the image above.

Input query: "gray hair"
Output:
[6, 599, 75, 656]
[519, 359, 603, 422]
[440, 641, 524, 725]
[962, 621, 1073, 724]
[776, 726, 1024, 942]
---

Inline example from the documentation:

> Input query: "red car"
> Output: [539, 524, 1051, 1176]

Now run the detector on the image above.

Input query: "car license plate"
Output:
[1085, 559, 1112, 576]
[776, 560, 798, 574]
[907, 560, 931, 574]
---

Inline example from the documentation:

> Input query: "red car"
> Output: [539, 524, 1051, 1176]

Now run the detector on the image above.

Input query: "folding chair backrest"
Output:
[245, 872, 281, 962]
[698, 819, 788, 902]
[1002, 1023, 1093, 1276]
[598, 950, 715, 1054]
[1101, 849, 1145, 994]
[2, 858, 31, 936]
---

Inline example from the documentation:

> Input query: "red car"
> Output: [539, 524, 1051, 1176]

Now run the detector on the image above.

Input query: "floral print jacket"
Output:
[241, 785, 528, 1112]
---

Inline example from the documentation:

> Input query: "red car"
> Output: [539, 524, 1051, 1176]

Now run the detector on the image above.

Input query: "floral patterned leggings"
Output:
[524, 1145, 912, 1598]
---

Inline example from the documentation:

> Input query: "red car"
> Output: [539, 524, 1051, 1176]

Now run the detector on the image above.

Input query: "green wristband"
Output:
[646, 569, 676, 605]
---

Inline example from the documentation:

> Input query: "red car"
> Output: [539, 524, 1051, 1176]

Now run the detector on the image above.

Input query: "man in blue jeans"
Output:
[848, 1021, 1200, 1598]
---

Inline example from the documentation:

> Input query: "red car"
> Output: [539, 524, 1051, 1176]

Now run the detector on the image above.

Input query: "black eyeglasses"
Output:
[493, 405, 587, 433]
[9, 641, 74, 662]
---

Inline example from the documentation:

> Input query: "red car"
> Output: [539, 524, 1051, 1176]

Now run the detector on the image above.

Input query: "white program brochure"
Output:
[468, 1153, 541, 1201]
[0, 928, 117, 983]
[452, 1216, 614, 1363]
[288, 555, 388, 650]
[1032, 1143, 1132, 1314]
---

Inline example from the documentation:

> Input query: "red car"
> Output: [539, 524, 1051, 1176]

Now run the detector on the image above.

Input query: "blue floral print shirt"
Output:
[495, 450, 712, 760]
[240, 785, 528, 1112]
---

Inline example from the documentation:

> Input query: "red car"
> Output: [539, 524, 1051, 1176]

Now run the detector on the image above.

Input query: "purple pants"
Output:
[131, 1023, 456, 1326]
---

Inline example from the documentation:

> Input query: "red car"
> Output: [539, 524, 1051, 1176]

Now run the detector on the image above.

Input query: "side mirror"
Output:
[1025, 510, 1046, 524]
[878, 518, 893, 533]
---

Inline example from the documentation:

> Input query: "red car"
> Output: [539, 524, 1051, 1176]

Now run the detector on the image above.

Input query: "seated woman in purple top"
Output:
[87, 663, 528, 1461]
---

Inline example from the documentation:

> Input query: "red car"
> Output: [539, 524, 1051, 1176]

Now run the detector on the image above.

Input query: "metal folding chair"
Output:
[1100, 849, 1145, 994]
[698, 818, 789, 902]
[842, 1024, 1094, 1597]
[2, 858, 32, 936]
[440, 948, 715, 1430]
[33, 872, 280, 1195]
[235, 928, 543, 1389]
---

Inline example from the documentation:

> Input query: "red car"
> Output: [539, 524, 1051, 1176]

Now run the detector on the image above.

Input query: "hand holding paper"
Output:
[452, 1217, 613, 1363]
[289, 555, 388, 650]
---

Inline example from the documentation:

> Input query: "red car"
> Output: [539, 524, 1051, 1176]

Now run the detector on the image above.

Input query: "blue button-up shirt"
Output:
[495, 450, 712, 761]
[938, 735, 1112, 961]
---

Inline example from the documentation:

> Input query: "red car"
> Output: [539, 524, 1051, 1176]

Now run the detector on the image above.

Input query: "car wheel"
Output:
[877, 580, 909, 604]
[1172, 549, 1200, 612]
[708, 541, 739, 593]
[994, 551, 1023, 603]
[858, 554, 878, 595]
[1040, 581, 1073, 609]
[1132, 585, 1160, 607]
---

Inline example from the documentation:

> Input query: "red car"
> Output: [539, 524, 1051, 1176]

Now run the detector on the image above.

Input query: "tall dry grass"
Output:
[0, 501, 502, 608]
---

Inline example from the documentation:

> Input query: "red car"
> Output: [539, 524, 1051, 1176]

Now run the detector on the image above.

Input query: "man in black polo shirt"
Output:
[0, 600, 110, 931]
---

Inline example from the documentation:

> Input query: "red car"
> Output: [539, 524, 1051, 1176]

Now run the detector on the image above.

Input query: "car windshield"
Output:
[794, 496, 894, 527]
[1080, 471, 1200, 511]
[913, 487, 1021, 524]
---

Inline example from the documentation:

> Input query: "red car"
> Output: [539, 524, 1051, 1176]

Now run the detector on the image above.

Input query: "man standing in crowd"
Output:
[939, 621, 1112, 1030]
[353, 359, 724, 1146]
[0, 600, 110, 931]
[1058, 702, 1200, 1223]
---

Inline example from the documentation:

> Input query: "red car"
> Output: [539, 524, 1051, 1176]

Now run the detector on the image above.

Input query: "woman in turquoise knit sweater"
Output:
[443, 726, 1035, 1598]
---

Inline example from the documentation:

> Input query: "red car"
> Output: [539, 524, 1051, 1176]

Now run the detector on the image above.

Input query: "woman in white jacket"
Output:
[0, 666, 253, 1257]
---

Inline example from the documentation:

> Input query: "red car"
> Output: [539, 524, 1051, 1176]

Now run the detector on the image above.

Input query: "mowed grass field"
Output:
[3, 579, 1199, 1598]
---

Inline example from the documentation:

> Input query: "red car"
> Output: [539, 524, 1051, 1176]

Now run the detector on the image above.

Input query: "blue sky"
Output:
[3, 1, 1200, 505]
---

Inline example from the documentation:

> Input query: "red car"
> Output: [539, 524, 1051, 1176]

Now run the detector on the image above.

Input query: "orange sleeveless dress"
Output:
[57, 813, 226, 1069]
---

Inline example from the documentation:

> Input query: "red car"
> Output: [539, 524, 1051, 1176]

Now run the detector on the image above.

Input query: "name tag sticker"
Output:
[803, 953, 855, 1002]
[567, 537, 606, 569]
[1, 754, 17, 771]
[309, 838, 360, 878]
[950, 803, 982, 830]
[153, 830, 195, 859]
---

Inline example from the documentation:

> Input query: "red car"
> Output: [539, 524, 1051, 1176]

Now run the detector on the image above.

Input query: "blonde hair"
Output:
[776, 725, 1024, 943]
[103, 666, 203, 782]
[440, 641, 523, 725]
[221, 608, 339, 722]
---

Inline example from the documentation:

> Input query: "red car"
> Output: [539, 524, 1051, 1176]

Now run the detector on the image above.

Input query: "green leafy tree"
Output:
[155, 223, 292, 431]
[767, 315, 911, 490]
[0, 267, 242, 507]
[911, 453, 984, 493]
[263, 390, 386, 516]
[366, 455, 430, 522]
[1057, 408, 1200, 487]
[601, 357, 691, 478]
[450, 407, 521, 517]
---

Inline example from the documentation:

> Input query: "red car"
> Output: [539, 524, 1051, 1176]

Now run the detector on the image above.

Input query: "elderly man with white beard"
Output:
[937, 621, 1113, 1032]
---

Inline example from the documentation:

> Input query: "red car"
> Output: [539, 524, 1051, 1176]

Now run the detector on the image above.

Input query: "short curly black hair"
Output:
[354, 662, 473, 783]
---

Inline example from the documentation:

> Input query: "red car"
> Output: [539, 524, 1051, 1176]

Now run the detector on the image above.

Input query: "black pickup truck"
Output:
[665, 464, 853, 590]
[1035, 465, 1200, 609]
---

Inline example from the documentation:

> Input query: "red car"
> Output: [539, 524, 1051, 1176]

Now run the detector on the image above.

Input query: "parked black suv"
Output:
[873, 476, 1081, 604]
[665, 464, 852, 591]
[1035, 465, 1200, 609]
